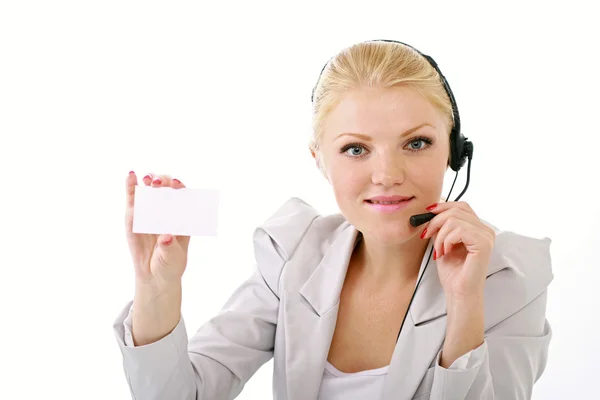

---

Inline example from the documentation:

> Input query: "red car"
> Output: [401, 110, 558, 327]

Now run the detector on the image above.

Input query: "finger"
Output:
[441, 226, 464, 258]
[172, 178, 186, 189]
[454, 201, 477, 217]
[427, 200, 477, 217]
[155, 234, 188, 269]
[151, 174, 162, 187]
[125, 171, 138, 231]
[142, 173, 154, 186]
[433, 217, 463, 258]
[157, 233, 174, 246]
[150, 174, 173, 187]
[440, 222, 492, 259]
[158, 174, 173, 186]
[423, 208, 476, 240]
[126, 171, 138, 208]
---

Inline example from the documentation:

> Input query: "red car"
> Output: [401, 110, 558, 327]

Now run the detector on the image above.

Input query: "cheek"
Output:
[411, 155, 446, 179]
[329, 162, 364, 193]
[412, 166, 440, 185]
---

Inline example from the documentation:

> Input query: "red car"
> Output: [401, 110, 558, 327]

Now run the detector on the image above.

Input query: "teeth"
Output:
[371, 200, 404, 204]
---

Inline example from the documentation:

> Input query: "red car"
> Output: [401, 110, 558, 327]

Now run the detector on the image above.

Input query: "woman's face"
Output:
[314, 85, 450, 245]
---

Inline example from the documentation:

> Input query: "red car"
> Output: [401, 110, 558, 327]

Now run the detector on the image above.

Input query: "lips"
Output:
[366, 199, 412, 204]
[365, 197, 414, 213]
[366, 196, 414, 204]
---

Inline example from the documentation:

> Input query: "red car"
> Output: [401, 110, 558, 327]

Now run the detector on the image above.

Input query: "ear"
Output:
[309, 146, 330, 182]
[309, 146, 319, 168]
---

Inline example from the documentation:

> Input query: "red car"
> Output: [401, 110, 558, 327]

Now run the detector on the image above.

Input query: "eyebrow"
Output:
[334, 123, 435, 142]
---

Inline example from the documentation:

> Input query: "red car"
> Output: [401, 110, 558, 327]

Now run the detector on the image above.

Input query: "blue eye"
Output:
[408, 138, 431, 152]
[343, 145, 366, 157]
[340, 136, 434, 158]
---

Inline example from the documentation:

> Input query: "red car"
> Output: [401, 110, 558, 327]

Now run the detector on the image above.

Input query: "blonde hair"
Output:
[309, 41, 455, 170]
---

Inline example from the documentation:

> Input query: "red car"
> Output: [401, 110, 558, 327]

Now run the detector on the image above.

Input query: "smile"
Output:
[365, 197, 414, 213]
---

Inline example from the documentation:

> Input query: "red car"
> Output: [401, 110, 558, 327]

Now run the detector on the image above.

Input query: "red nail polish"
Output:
[129, 171, 135, 175]
[426, 203, 438, 211]
[434, 249, 437, 260]
[143, 175, 151, 180]
[173, 179, 181, 184]
[152, 178, 162, 184]
[420, 228, 428, 239]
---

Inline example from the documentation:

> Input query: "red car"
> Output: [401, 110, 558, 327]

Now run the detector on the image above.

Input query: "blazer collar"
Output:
[290, 222, 448, 400]
[297, 220, 511, 325]
[298, 221, 359, 317]
[298, 222, 445, 325]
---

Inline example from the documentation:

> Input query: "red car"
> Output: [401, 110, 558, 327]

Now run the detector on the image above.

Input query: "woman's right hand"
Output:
[125, 172, 191, 287]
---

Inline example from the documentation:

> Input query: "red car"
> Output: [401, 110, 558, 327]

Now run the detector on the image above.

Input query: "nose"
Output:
[371, 153, 405, 187]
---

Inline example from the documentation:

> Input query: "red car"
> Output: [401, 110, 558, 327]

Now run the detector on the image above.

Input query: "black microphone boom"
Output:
[410, 212, 436, 227]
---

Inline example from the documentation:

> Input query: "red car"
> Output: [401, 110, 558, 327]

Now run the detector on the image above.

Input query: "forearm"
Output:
[132, 281, 183, 346]
[440, 293, 485, 368]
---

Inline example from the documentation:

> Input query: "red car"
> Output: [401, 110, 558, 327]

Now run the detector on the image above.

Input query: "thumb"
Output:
[154, 234, 185, 267]
[158, 234, 176, 247]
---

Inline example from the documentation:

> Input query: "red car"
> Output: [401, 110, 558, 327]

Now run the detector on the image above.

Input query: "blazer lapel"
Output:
[282, 223, 453, 400]
[381, 238, 449, 400]
[283, 222, 359, 400]
[281, 217, 520, 399]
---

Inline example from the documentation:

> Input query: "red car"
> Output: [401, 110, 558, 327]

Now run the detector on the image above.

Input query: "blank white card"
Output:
[132, 186, 219, 236]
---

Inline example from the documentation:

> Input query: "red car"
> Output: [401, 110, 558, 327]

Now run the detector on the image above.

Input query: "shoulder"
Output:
[252, 197, 345, 294]
[480, 218, 554, 329]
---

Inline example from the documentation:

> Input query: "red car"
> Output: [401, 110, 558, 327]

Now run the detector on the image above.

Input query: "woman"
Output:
[114, 40, 553, 399]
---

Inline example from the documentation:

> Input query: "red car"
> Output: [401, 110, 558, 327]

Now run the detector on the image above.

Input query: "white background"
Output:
[1, 1, 598, 399]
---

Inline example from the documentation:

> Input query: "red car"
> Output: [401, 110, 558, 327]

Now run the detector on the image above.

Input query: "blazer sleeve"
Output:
[112, 197, 318, 400]
[429, 290, 551, 399]
[429, 233, 553, 400]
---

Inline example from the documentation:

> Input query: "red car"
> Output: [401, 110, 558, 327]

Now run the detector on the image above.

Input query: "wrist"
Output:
[134, 280, 182, 309]
[444, 294, 484, 343]
[446, 291, 484, 322]
[445, 286, 484, 307]
[440, 293, 485, 368]
[135, 277, 182, 294]
[132, 282, 182, 346]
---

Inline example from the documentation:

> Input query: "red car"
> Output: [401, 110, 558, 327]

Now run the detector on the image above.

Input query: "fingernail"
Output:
[434, 249, 437, 260]
[420, 228, 428, 239]
[426, 203, 438, 211]
[163, 236, 173, 245]
[143, 175, 151, 180]
[129, 171, 135, 175]
[152, 178, 162, 184]
[173, 179, 181, 184]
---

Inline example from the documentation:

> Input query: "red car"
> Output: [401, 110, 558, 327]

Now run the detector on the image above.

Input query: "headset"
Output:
[310, 39, 475, 342]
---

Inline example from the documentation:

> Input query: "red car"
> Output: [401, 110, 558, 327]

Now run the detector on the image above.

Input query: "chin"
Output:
[363, 223, 415, 245]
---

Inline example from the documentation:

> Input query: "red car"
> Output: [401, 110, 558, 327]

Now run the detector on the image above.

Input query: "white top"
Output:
[317, 361, 389, 400]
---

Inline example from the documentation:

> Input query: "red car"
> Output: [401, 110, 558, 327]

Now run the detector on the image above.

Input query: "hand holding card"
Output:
[124, 172, 219, 287]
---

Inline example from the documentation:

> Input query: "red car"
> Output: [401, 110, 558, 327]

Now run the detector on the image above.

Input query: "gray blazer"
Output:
[113, 197, 553, 400]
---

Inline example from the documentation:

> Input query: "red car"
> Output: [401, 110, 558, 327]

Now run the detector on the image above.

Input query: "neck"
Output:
[352, 231, 430, 285]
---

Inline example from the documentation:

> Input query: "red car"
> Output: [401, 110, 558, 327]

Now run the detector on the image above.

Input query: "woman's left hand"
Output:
[420, 201, 496, 300]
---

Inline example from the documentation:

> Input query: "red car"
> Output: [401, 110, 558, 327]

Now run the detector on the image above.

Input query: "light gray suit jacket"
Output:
[113, 197, 553, 400]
